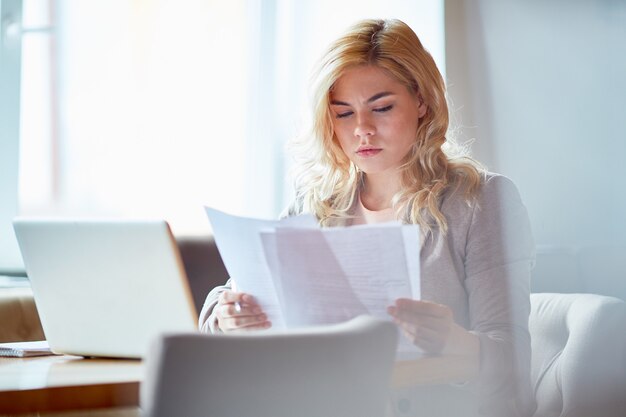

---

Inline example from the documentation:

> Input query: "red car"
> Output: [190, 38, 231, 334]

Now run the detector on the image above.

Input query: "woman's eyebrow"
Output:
[330, 91, 395, 106]
[368, 91, 394, 102]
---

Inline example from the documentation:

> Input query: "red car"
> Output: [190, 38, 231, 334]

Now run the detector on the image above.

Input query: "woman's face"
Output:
[330, 65, 426, 177]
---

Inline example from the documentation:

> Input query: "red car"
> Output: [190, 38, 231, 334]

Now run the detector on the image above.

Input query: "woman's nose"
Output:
[354, 114, 376, 139]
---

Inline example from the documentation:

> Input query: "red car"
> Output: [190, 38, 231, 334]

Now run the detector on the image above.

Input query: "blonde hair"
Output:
[289, 18, 484, 233]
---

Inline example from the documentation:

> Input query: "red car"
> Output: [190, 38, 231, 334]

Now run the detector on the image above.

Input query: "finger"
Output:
[398, 319, 449, 337]
[231, 321, 273, 332]
[391, 310, 451, 340]
[399, 322, 443, 342]
[398, 323, 447, 353]
[218, 291, 258, 306]
[394, 299, 451, 318]
[218, 290, 244, 305]
[395, 299, 449, 317]
[389, 307, 450, 330]
[220, 313, 269, 331]
[219, 315, 264, 331]
[217, 303, 262, 319]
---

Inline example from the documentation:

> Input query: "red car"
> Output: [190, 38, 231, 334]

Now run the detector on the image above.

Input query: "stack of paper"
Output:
[0, 340, 57, 357]
[205, 208, 422, 357]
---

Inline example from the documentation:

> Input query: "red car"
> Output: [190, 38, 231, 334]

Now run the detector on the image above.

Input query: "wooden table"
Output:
[0, 353, 477, 414]
[0, 355, 143, 414]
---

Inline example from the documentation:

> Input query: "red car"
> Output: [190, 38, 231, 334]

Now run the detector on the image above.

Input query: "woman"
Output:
[199, 19, 535, 417]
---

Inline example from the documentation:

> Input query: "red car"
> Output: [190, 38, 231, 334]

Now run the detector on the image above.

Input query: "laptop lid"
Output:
[13, 219, 198, 358]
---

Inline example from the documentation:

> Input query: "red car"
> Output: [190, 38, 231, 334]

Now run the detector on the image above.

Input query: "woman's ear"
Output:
[416, 92, 427, 119]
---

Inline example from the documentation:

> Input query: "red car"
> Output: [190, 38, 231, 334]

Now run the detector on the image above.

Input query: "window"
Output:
[0, 0, 23, 273]
[4, 0, 444, 271]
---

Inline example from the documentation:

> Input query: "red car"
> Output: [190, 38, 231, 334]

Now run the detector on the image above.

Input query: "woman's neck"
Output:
[360, 172, 402, 211]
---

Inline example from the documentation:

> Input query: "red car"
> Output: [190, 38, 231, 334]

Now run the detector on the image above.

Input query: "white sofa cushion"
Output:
[530, 293, 626, 417]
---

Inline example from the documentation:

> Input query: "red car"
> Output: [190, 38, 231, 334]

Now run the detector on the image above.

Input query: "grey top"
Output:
[198, 173, 535, 417]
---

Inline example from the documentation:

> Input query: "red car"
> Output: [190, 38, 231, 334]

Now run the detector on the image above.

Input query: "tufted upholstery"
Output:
[530, 293, 626, 417]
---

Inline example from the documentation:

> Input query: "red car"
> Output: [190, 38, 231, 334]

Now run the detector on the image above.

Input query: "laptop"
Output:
[13, 218, 198, 358]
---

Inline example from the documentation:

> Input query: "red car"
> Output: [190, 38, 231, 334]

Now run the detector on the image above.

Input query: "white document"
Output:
[205, 207, 317, 329]
[261, 223, 421, 358]
[261, 224, 420, 326]
[205, 208, 422, 357]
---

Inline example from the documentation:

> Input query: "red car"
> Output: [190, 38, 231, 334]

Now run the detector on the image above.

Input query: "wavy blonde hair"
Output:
[289, 18, 484, 233]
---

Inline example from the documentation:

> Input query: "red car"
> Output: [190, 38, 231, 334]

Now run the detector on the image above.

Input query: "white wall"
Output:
[446, 0, 626, 249]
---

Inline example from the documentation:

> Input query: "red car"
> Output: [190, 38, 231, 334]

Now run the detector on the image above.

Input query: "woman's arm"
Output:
[198, 278, 232, 333]
[389, 174, 535, 416]
[463, 175, 535, 416]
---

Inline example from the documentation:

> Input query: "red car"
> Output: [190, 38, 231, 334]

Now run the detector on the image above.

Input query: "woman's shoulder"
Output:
[446, 171, 522, 205]
[476, 172, 524, 210]
[440, 171, 524, 225]
[439, 172, 532, 262]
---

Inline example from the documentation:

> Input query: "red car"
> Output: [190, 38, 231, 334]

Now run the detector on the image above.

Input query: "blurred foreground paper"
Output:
[205, 207, 421, 357]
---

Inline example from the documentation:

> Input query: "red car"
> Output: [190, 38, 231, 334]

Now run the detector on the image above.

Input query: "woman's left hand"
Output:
[388, 298, 480, 357]
[387, 298, 454, 354]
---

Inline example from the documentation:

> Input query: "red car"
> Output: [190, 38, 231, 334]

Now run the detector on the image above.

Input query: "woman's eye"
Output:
[373, 105, 393, 113]
[336, 111, 353, 119]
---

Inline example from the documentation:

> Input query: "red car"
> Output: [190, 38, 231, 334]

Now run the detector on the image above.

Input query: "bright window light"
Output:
[17, 0, 444, 238]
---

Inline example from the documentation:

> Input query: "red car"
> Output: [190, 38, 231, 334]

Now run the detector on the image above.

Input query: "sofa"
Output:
[530, 292, 626, 416]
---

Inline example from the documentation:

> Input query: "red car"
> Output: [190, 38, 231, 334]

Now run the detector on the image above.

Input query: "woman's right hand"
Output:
[215, 290, 271, 332]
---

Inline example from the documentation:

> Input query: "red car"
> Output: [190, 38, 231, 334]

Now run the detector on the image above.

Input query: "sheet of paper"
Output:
[263, 223, 421, 357]
[205, 207, 317, 329]
[0, 340, 57, 357]
[402, 225, 421, 300]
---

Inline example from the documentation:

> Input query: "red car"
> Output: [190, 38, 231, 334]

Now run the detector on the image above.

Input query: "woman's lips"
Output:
[356, 148, 382, 157]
